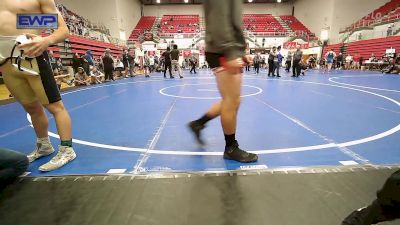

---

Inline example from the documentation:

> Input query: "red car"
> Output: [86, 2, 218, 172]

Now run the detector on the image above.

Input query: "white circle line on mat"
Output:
[26, 78, 400, 156]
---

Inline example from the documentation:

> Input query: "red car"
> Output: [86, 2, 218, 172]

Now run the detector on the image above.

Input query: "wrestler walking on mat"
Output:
[188, 0, 258, 163]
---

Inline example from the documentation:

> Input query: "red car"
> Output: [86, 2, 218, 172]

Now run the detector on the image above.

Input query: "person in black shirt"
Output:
[189, 56, 197, 74]
[162, 47, 173, 79]
[0, 148, 29, 190]
[122, 49, 130, 78]
[342, 169, 400, 225]
[268, 47, 277, 76]
[336, 53, 343, 69]
[102, 49, 114, 81]
[72, 52, 81, 75]
[292, 47, 303, 77]
[253, 53, 261, 74]
[128, 48, 135, 77]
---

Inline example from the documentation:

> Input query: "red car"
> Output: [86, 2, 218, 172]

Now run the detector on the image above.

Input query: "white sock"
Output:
[37, 137, 51, 144]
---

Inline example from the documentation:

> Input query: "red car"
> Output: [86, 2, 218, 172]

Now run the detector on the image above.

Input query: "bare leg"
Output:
[215, 70, 242, 134]
[44, 101, 71, 141]
[23, 101, 48, 138]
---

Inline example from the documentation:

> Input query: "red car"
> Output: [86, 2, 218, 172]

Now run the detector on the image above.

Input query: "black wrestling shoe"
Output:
[188, 121, 205, 146]
[342, 201, 398, 225]
[224, 141, 258, 163]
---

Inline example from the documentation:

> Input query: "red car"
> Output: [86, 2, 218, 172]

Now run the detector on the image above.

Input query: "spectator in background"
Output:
[286, 51, 292, 72]
[336, 53, 344, 70]
[89, 66, 104, 84]
[162, 47, 173, 79]
[189, 56, 197, 74]
[353, 52, 361, 70]
[48, 51, 58, 71]
[86, 50, 94, 67]
[345, 54, 353, 70]
[308, 55, 316, 69]
[275, 46, 283, 77]
[114, 58, 124, 78]
[370, 53, 378, 62]
[56, 58, 63, 73]
[0, 148, 29, 190]
[325, 49, 336, 73]
[254, 52, 262, 75]
[74, 67, 90, 86]
[149, 54, 155, 73]
[143, 51, 151, 78]
[387, 24, 393, 37]
[122, 49, 130, 78]
[128, 48, 136, 77]
[80, 53, 90, 75]
[268, 47, 277, 76]
[171, 44, 183, 79]
[292, 46, 303, 77]
[102, 49, 114, 81]
[72, 53, 81, 74]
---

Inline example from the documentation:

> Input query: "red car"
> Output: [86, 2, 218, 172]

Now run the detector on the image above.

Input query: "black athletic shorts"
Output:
[1, 51, 61, 105]
[205, 52, 223, 69]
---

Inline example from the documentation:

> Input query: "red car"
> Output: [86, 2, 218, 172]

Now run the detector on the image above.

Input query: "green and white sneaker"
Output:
[39, 146, 76, 172]
[27, 142, 55, 163]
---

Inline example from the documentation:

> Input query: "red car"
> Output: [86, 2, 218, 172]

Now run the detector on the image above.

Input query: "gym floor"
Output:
[0, 69, 399, 176]
[0, 68, 399, 225]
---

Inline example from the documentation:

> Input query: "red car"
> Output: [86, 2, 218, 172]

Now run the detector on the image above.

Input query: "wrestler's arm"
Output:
[20, 0, 69, 57]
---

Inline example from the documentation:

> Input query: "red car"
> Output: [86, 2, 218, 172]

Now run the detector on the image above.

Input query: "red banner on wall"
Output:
[283, 42, 309, 50]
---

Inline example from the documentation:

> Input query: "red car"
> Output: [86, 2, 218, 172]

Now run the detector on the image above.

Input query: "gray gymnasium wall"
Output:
[294, 0, 391, 43]
[56, 0, 142, 40]
[330, 0, 391, 43]
[143, 3, 294, 17]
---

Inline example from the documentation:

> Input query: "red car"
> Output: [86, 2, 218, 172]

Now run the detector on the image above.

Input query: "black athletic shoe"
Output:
[188, 121, 205, 146]
[170, 76, 175, 79]
[342, 201, 397, 225]
[224, 141, 258, 163]
[277, 75, 281, 77]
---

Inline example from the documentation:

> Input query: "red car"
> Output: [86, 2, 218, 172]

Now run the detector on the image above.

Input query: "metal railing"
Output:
[340, 14, 400, 33]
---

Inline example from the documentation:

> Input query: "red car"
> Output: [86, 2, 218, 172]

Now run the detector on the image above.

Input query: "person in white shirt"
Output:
[345, 54, 353, 70]
[114, 58, 124, 78]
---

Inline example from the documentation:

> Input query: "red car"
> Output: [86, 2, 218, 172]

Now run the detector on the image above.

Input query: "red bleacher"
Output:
[322, 43, 344, 58]
[344, 0, 400, 31]
[160, 15, 199, 34]
[347, 36, 400, 59]
[280, 15, 312, 36]
[129, 16, 156, 41]
[323, 36, 400, 60]
[69, 35, 123, 57]
[243, 14, 286, 33]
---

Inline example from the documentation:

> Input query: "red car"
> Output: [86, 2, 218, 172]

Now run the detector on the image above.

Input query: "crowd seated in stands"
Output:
[160, 15, 199, 34]
[56, 4, 122, 45]
[243, 14, 286, 34]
